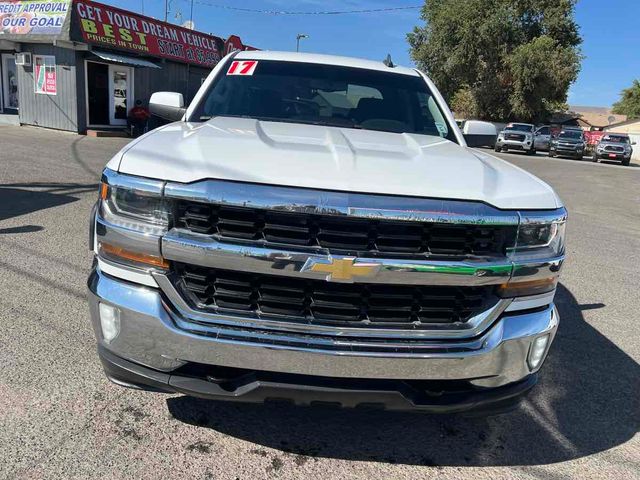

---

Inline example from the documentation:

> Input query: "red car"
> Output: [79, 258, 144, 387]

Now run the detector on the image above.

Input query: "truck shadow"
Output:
[0, 183, 98, 223]
[166, 284, 639, 466]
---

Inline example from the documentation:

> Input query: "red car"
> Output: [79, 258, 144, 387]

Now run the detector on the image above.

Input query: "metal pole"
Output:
[296, 34, 308, 52]
[190, 0, 194, 26]
[164, 0, 168, 21]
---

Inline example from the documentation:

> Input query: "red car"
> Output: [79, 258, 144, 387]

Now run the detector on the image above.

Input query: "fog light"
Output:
[99, 303, 120, 344]
[528, 335, 550, 370]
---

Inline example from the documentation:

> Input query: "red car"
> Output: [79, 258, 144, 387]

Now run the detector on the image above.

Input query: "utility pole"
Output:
[164, 0, 168, 21]
[296, 34, 309, 52]
[190, 0, 194, 26]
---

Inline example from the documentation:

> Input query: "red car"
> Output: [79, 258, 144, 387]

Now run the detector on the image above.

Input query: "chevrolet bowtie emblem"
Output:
[302, 257, 381, 283]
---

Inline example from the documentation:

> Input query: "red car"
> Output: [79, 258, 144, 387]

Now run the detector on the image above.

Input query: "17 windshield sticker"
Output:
[227, 60, 258, 75]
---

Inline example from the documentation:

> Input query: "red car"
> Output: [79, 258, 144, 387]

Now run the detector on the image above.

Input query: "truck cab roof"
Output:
[234, 50, 420, 77]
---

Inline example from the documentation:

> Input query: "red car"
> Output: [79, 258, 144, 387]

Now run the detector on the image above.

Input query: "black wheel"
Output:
[622, 158, 630, 166]
[494, 144, 501, 152]
[592, 152, 599, 162]
[549, 151, 555, 158]
[526, 148, 536, 156]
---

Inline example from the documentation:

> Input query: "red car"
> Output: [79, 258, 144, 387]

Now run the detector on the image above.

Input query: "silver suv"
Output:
[592, 133, 634, 166]
[495, 123, 536, 155]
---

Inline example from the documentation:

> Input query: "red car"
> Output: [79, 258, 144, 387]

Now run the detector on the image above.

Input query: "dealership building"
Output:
[0, 0, 255, 132]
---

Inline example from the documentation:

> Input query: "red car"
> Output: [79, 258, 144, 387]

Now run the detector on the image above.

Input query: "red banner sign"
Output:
[584, 130, 605, 146]
[74, 0, 224, 67]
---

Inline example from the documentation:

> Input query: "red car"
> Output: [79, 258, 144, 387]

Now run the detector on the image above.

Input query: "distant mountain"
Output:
[568, 105, 626, 127]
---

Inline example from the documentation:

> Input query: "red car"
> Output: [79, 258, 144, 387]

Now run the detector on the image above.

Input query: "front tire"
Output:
[526, 148, 536, 156]
[494, 144, 501, 152]
[622, 158, 630, 166]
[549, 150, 556, 158]
[592, 152, 599, 162]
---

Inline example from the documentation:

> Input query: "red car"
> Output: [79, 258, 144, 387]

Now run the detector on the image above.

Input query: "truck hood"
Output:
[599, 141, 630, 148]
[113, 117, 561, 210]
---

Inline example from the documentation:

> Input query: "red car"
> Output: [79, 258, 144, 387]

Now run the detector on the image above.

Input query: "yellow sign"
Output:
[305, 257, 380, 282]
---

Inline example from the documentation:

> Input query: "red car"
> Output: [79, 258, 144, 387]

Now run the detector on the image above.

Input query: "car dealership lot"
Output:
[0, 126, 638, 480]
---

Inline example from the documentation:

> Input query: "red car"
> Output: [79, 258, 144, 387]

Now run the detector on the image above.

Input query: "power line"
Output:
[187, 1, 422, 15]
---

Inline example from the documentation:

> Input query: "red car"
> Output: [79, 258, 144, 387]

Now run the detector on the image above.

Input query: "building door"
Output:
[1, 54, 18, 112]
[108, 65, 132, 126]
[87, 61, 109, 126]
[86, 61, 134, 127]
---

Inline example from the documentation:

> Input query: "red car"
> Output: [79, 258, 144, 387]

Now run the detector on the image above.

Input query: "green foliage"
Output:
[451, 87, 479, 118]
[612, 80, 640, 119]
[408, 0, 582, 122]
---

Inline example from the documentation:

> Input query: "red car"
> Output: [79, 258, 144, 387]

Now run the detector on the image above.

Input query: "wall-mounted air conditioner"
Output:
[15, 52, 32, 66]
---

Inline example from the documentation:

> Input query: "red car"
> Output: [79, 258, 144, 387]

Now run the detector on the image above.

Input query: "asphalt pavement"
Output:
[0, 126, 638, 480]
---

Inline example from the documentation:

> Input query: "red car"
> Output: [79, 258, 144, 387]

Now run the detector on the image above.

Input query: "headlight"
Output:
[96, 169, 171, 270]
[501, 209, 567, 298]
[509, 210, 567, 259]
[99, 172, 169, 234]
[516, 222, 565, 253]
[577, 142, 584, 148]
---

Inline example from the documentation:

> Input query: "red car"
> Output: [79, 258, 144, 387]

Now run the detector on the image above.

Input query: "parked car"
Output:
[456, 119, 497, 148]
[88, 51, 566, 414]
[592, 133, 634, 166]
[495, 123, 536, 155]
[534, 125, 552, 151]
[549, 129, 586, 159]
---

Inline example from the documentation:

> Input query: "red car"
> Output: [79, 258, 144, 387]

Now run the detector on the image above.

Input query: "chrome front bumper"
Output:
[88, 267, 558, 389]
[496, 138, 534, 150]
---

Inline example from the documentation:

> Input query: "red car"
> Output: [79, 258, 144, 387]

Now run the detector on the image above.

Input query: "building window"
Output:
[34, 55, 57, 95]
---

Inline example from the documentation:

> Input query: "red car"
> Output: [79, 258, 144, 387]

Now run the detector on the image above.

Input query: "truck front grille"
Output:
[604, 145, 624, 152]
[506, 133, 525, 141]
[175, 202, 516, 257]
[173, 264, 497, 329]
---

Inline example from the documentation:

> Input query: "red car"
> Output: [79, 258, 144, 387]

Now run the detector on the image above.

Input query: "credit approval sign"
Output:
[0, 0, 70, 35]
[74, 0, 224, 67]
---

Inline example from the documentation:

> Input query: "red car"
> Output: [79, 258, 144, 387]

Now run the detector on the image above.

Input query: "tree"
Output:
[612, 80, 640, 119]
[450, 87, 478, 119]
[408, 0, 582, 122]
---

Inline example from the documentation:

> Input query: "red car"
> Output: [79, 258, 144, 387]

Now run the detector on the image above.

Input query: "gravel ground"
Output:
[0, 126, 638, 480]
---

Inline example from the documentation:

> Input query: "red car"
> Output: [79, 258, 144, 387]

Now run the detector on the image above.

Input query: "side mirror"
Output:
[462, 120, 497, 148]
[632, 141, 637, 146]
[149, 92, 186, 122]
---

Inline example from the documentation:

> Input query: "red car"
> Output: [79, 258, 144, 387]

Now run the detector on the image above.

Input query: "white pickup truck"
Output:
[88, 51, 566, 414]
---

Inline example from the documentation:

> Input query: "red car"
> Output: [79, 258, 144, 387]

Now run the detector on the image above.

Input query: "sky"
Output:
[106, 0, 640, 108]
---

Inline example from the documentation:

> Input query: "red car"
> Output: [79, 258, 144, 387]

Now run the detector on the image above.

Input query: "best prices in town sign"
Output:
[74, 0, 224, 67]
[0, 0, 70, 35]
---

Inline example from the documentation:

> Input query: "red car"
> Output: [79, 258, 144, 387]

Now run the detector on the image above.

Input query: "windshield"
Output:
[505, 124, 534, 132]
[603, 135, 629, 144]
[559, 130, 583, 140]
[191, 60, 454, 139]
